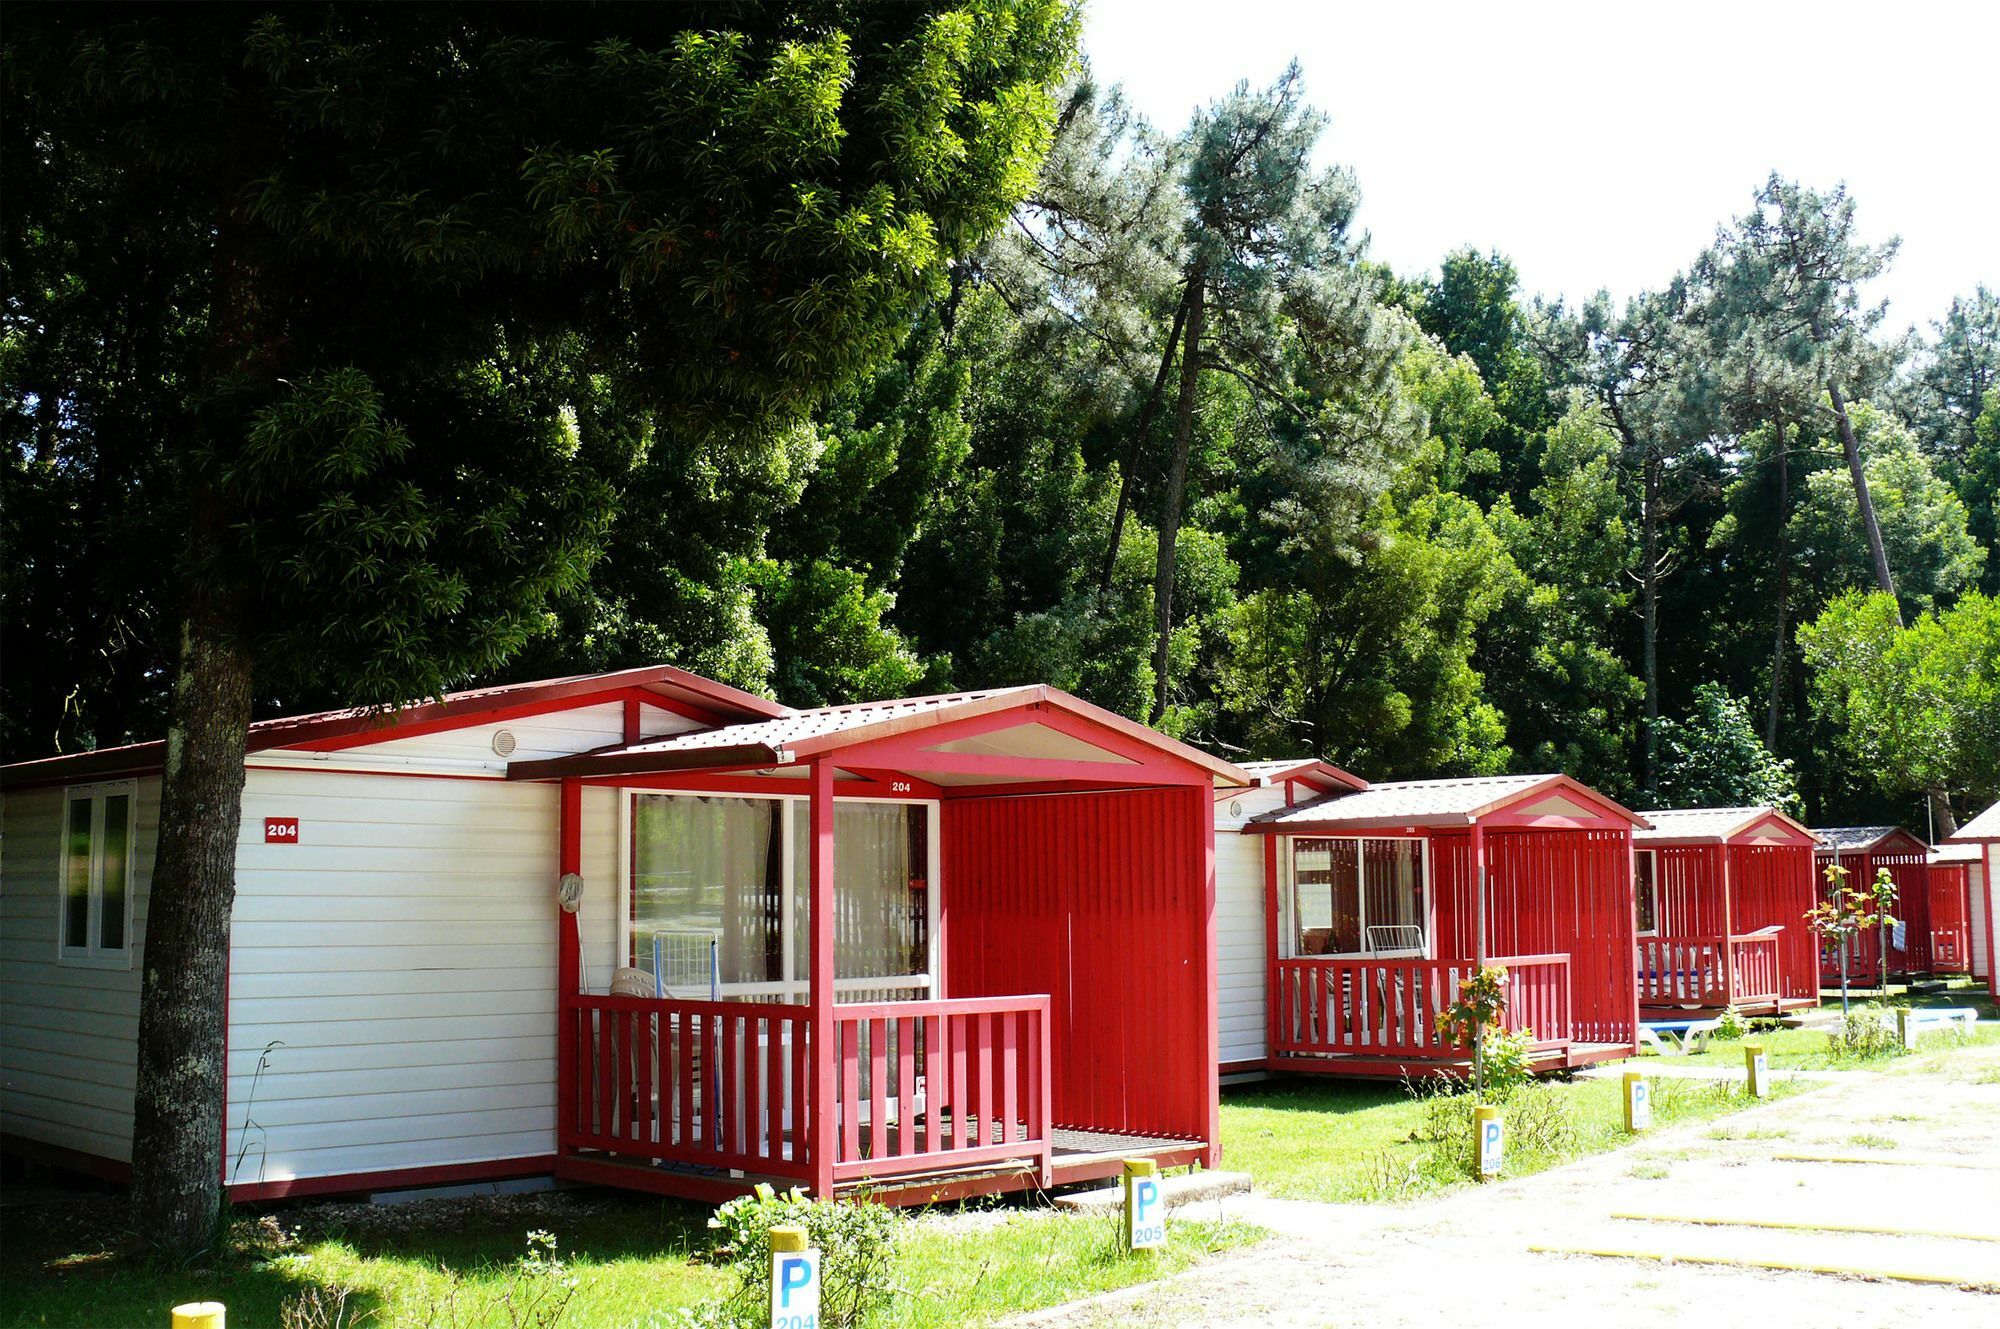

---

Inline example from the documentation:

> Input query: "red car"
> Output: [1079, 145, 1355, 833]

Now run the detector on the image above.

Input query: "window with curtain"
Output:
[630, 794, 783, 991]
[1291, 837, 1426, 957]
[792, 800, 929, 983]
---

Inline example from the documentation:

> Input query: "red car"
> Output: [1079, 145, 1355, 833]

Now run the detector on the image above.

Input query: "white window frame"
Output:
[1634, 848, 1660, 937]
[1280, 835, 1432, 960]
[616, 787, 942, 1003]
[56, 780, 138, 969]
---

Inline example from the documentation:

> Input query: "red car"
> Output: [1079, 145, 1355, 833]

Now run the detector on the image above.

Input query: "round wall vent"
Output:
[492, 729, 519, 757]
[1229, 800, 1243, 819]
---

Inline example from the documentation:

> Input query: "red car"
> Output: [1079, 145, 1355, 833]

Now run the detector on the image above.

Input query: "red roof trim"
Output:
[0, 666, 784, 789]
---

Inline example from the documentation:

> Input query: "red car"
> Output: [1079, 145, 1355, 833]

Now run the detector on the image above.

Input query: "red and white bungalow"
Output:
[1947, 801, 1999, 1000]
[1631, 807, 1819, 1015]
[0, 667, 1248, 1205]
[1812, 826, 1934, 983]
[1216, 764, 1645, 1079]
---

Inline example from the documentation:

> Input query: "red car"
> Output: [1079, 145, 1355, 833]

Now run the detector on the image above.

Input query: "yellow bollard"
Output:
[768, 1224, 818, 1326]
[1474, 1103, 1504, 1179]
[1744, 1040, 1769, 1098]
[171, 1304, 224, 1329]
[1895, 1008, 1914, 1050]
[1123, 1157, 1166, 1250]
[1622, 1068, 1651, 1132]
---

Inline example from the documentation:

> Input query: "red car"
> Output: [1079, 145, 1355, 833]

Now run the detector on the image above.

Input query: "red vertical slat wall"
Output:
[1731, 844, 1817, 1000]
[941, 787, 1209, 1143]
[1655, 846, 1722, 937]
[1429, 827, 1635, 1046]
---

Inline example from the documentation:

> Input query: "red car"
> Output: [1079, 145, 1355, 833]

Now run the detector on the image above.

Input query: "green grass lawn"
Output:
[1220, 1069, 1817, 1203]
[0, 1188, 1260, 1329]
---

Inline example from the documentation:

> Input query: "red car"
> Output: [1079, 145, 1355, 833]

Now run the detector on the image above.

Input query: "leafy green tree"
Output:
[1787, 403, 1986, 615]
[1483, 395, 1642, 792]
[1651, 683, 1802, 813]
[1901, 285, 2000, 470]
[1800, 590, 2000, 836]
[1537, 286, 1705, 790]
[1218, 480, 1515, 775]
[1405, 248, 1556, 502]
[3, 1, 1075, 1252]
[1702, 176, 1904, 603]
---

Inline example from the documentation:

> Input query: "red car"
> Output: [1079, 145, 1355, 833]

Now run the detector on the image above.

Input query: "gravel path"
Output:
[1012, 1045, 2000, 1327]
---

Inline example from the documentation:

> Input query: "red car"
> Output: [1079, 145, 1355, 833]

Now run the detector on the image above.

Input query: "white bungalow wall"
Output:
[0, 698, 689, 1187]
[224, 701, 684, 1190]
[0, 778, 161, 1165]
[1972, 849, 1991, 984]
[1214, 785, 1293, 1069]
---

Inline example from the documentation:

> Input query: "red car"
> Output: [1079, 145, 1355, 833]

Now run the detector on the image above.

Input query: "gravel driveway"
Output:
[1012, 1042, 2000, 1327]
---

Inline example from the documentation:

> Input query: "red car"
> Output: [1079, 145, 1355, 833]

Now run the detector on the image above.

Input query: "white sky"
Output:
[1083, 0, 1997, 335]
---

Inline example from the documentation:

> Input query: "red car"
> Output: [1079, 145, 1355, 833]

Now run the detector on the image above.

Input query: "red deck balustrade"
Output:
[1638, 931, 1782, 1009]
[561, 993, 1052, 1188]
[1272, 954, 1573, 1059]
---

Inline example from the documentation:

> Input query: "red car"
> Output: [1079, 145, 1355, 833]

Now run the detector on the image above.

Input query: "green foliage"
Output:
[1651, 684, 1802, 811]
[1799, 590, 2000, 815]
[680, 1186, 899, 1329]
[1434, 965, 1511, 1049]
[1787, 403, 1986, 614]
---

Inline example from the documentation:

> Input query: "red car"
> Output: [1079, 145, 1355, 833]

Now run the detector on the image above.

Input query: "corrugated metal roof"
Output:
[581, 688, 1032, 757]
[1952, 801, 2000, 842]
[1813, 825, 1909, 851]
[1249, 773, 1560, 829]
[1635, 807, 1776, 843]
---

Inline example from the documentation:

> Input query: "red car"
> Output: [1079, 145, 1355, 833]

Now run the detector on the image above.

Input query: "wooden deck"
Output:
[1268, 1039, 1634, 1079]
[557, 1124, 1201, 1207]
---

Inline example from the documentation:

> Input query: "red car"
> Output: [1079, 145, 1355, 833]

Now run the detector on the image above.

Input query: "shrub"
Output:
[1827, 1009, 1906, 1062]
[1480, 1027, 1539, 1099]
[676, 1185, 898, 1329]
[1712, 1007, 1748, 1040]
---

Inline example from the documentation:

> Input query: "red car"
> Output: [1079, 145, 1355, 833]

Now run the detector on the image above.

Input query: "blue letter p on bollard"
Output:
[768, 1225, 820, 1328]
[1124, 1158, 1166, 1250]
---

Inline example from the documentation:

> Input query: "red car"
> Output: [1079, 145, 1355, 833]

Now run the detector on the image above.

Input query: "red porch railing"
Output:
[561, 993, 1052, 1189]
[1272, 955, 1572, 1059]
[563, 995, 814, 1181]
[831, 996, 1052, 1186]
[1639, 931, 1782, 1008]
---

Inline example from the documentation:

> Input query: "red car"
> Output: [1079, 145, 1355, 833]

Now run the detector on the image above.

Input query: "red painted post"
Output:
[1718, 844, 1737, 1004]
[557, 779, 582, 1151]
[1201, 786, 1221, 1168]
[622, 696, 641, 744]
[1625, 829, 1641, 1052]
[808, 757, 837, 1198]
[1263, 833, 1281, 1069]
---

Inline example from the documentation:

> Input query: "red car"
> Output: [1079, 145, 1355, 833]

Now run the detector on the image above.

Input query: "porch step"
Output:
[1052, 1169, 1253, 1214]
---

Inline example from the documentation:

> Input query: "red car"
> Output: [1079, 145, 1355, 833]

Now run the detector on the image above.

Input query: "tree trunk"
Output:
[129, 508, 254, 1254]
[1640, 448, 1661, 793]
[1928, 786, 1959, 839]
[1100, 288, 1191, 596]
[1828, 381, 1897, 607]
[1149, 267, 1205, 725]
[1765, 417, 1790, 749]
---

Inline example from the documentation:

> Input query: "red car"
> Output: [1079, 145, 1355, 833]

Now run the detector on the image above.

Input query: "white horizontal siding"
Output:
[0, 779, 159, 1164]
[254, 701, 700, 778]
[226, 766, 570, 1190]
[1214, 786, 1290, 1067]
[1971, 853, 1990, 982]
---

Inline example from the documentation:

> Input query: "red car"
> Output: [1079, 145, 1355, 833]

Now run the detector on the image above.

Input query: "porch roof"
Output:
[1813, 825, 1929, 856]
[1635, 806, 1816, 847]
[1237, 758, 1369, 795]
[509, 685, 1252, 788]
[1241, 772, 1647, 834]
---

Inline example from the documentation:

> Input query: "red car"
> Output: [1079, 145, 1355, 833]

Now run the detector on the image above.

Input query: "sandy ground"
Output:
[1012, 1043, 2000, 1328]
